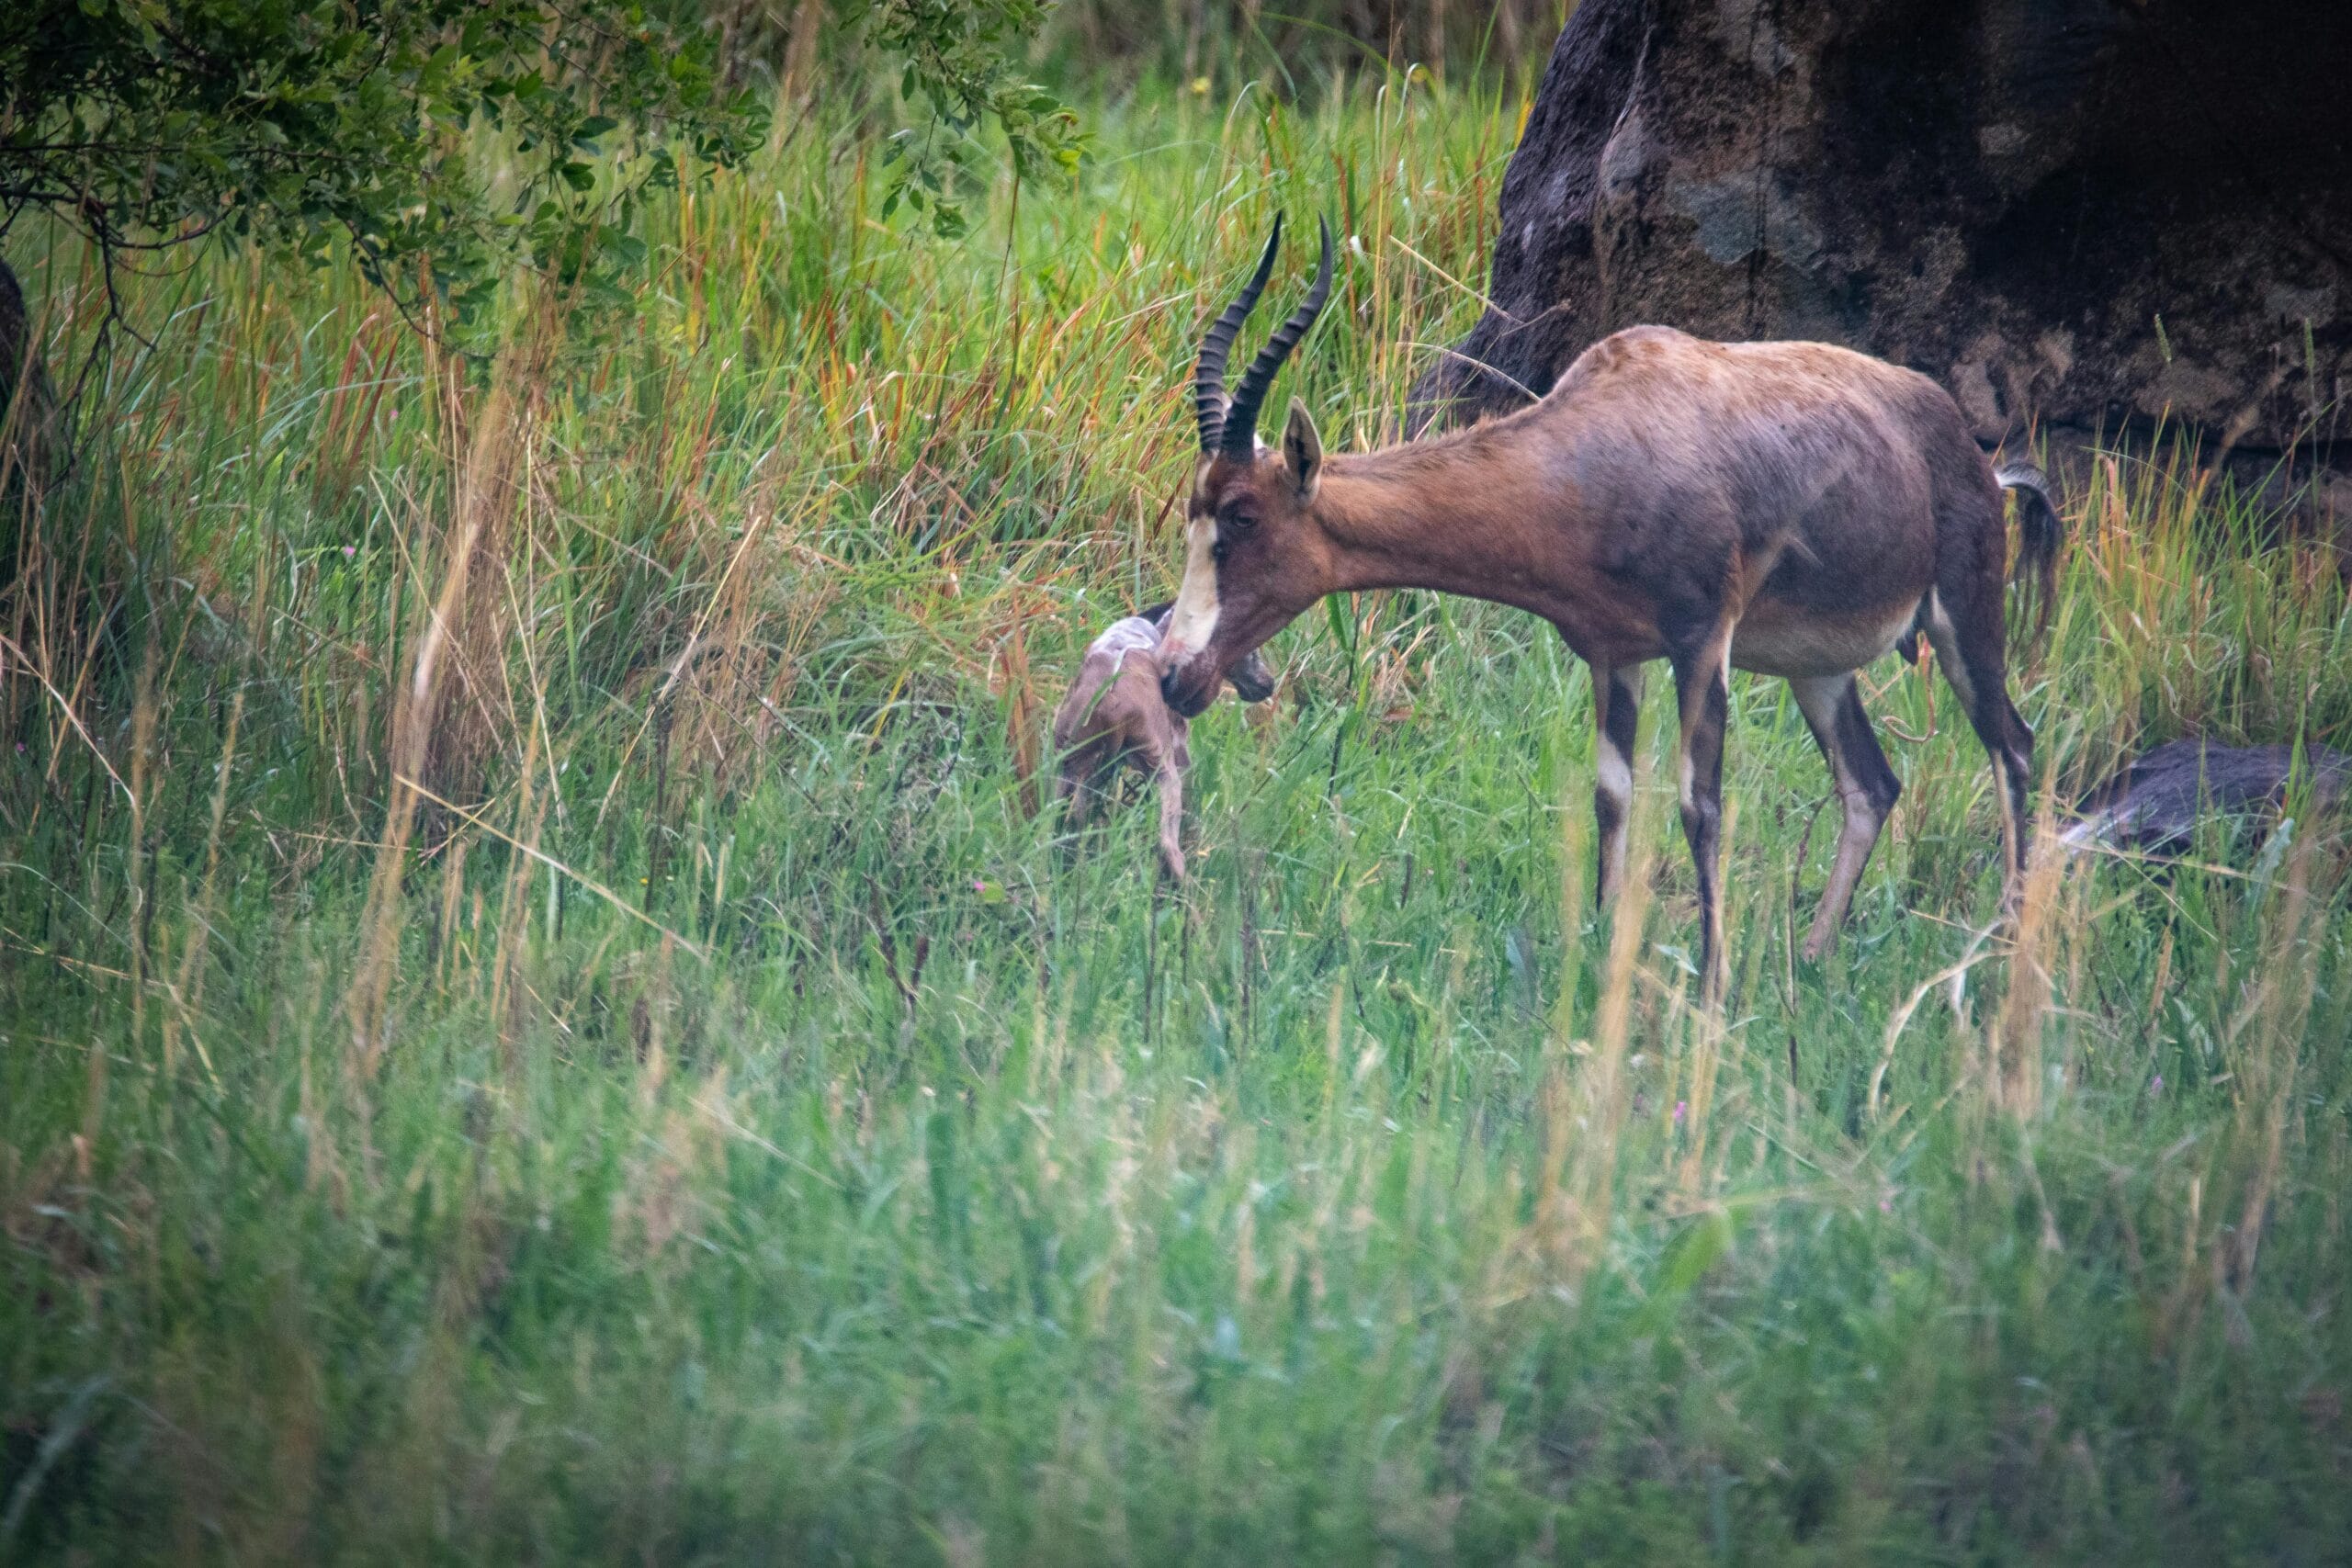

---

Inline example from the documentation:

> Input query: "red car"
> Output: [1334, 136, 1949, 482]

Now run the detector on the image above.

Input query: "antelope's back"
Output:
[1554, 327, 1971, 525]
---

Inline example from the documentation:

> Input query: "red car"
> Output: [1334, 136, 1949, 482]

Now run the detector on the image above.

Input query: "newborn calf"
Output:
[1053, 601, 1274, 879]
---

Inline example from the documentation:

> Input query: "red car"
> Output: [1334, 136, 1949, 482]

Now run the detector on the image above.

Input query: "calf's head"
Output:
[1139, 601, 1276, 704]
[1160, 217, 1336, 718]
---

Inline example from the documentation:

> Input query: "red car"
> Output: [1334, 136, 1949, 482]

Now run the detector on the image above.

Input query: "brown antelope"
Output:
[1160, 216, 2064, 996]
[1054, 602, 1274, 880]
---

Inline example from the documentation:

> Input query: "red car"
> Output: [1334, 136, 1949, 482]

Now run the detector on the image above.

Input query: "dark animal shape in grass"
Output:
[2065, 741, 2350, 854]
[1052, 602, 1273, 880]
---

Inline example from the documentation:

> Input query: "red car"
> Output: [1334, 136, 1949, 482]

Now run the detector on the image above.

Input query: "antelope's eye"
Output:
[1225, 511, 1257, 532]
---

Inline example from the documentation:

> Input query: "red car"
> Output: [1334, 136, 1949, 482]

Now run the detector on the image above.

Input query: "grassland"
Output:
[4, 68, 2351, 1564]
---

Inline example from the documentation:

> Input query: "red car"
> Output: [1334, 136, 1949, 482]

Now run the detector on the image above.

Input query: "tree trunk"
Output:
[1411, 0, 2352, 511]
[1, 254, 61, 608]
[0, 254, 57, 504]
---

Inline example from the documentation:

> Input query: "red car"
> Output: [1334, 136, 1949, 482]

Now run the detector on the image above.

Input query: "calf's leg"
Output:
[1154, 761, 1187, 881]
[1149, 712, 1192, 883]
[1057, 745, 1113, 829]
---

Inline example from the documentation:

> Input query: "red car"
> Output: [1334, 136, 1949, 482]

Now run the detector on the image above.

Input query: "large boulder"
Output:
[2066, 739, 2349, 853]
[1411, 0, 2351, 508]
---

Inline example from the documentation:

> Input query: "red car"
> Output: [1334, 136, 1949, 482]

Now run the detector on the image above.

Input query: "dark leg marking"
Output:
[1923, 588, 2034, 897]
[1592, 661, 1645, 907]
[1790, 673, 1903, 958]
[1671, 635, 1733, 1003]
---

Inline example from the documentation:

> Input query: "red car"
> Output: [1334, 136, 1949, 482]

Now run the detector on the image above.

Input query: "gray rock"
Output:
[1409, 0, 2352, 513]
[2066, 740, 2349, 853]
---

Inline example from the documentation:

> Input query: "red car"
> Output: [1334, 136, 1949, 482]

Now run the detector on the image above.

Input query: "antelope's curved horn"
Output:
[1219, 217, 1333, 459]
[1195, 217, 1284, 453]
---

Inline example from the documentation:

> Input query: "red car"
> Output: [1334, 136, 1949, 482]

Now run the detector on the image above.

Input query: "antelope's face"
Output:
[1165, 212, 1337, 718]
[1159, 412, 1328, 717]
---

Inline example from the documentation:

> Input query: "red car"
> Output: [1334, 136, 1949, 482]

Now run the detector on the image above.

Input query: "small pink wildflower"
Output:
[1879, 1196, 1893, 1213]
[342, 544, 356, 558]
[2150, 1074, 2163, 1095]
[1671, 1100, 1687, 1126]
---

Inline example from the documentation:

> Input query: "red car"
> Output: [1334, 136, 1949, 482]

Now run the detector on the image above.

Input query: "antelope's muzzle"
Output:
[1159, 651, 1221, 719]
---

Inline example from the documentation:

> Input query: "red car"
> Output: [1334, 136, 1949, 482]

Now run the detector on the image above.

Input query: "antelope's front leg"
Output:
[1669, 637, 1731, 1003]
[1590, 660, 1645, 906]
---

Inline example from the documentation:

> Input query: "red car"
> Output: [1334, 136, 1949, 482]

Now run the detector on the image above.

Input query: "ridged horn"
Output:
[1219, 216, 1333, 459]
[1195, 216, 1284, 453]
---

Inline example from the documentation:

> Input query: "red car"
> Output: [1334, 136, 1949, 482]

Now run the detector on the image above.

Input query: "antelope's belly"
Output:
[1731, 595, 1919, 678]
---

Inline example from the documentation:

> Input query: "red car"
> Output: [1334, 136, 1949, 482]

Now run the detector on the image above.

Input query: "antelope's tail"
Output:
[1996, 461, 2064, 646]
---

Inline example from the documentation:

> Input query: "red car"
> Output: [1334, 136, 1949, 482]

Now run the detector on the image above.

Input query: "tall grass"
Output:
[1036, 0, 1575, 88]
[5, 70, 2351, 1563]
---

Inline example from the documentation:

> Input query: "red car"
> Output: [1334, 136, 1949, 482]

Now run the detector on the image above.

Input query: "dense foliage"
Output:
[2, 0, 765, 342]
[0, 0, 1101, 357]
[859, 0, 1084, 234]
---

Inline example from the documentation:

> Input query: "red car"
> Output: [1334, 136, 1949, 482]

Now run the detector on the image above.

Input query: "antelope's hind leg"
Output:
[1790, 673, 1903, 959]
[1921, 586, 2034, 897]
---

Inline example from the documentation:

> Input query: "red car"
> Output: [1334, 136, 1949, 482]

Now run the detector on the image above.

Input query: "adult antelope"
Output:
[1161, 217, 2063, 997]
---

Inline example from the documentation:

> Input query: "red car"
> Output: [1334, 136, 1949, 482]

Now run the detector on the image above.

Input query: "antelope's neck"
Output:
[1312, 441, 1551, 605]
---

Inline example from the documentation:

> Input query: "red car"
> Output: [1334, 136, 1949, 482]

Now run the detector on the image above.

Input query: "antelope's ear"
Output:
[1283, 398, 1322, 502]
